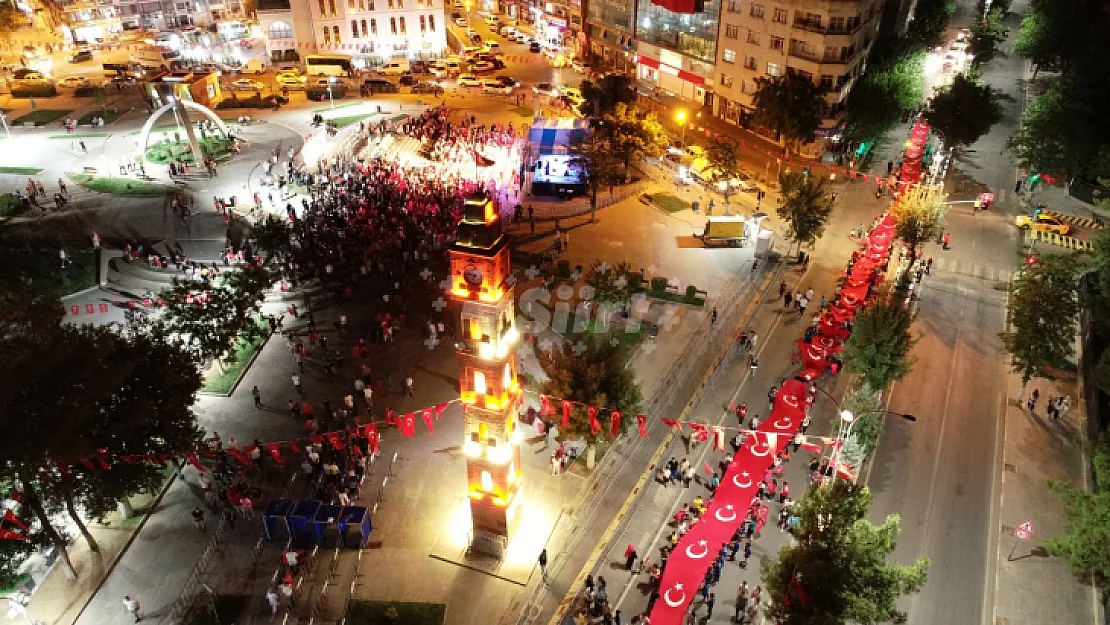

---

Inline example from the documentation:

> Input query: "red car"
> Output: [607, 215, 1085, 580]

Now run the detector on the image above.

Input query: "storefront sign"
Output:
[546, 15, 568, 29]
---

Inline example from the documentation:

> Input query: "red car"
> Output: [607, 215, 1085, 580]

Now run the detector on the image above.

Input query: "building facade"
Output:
[584, 0, 635, 73]
[258, 0, 312, 66]
[305, 0, 447, 64]
[712, 0, 882, 133]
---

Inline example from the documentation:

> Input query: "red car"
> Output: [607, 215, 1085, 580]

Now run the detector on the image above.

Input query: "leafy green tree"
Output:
[536, 339, 643, 469]
[924, 73, 1003, 150]
[704, 137, 743, 206]
[776, 171, 835, 250]
[905, 0, 954, 47]
[1045, 436, 1110, 584]
[570, 129, 621, 222]
[842, 295, 917, 391]
[969, 9, 1009, 66]
[842, 381, 884, 456]
[249, 214, 293, 263]
[844, 44, 926, 142]
[762, 481, 929, 624]
[1012, 0, 1094, 76]
[600, 103, 667, 174]
[752, 72, 826, 154]
[1000, 253, 1080, 390]
[585, 260, 635, 305]
[1006, 77, 1110, 182]
[889, 188, 950, 260]
[1094, 350, 1110, 397]
[160, 263, 271, 370]
[580, 74, 634, 117]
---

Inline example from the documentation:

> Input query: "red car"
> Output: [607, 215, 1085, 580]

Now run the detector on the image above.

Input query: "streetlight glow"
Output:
[839, 410, 855, 423]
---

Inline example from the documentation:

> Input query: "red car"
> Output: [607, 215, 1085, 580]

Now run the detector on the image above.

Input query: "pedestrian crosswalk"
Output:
[929, 256, 1013, 283]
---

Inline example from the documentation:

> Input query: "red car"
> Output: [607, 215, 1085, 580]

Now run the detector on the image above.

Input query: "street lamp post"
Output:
[0, 111, 10, 140]
[675, 109, 687, 146]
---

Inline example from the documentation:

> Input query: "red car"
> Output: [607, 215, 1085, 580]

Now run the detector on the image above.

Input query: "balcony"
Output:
[792, 19, 860, 36]
[788, 42, 857, 66]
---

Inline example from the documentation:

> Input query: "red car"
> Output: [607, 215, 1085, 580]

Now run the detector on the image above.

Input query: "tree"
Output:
[570, 129, 621, 222]
[1094, 350, 1110, 397]
[585, 260, 636, 305]
[580, 74, 635, 117]
[704, 137, 743, 207]
[751, 72, 826, 153]
[536, 339, 643, 469]
[762, 481, 929, 624]
[968, 9, 1009, 66]
[1006, 77, 1110, 182]
[1045, 436, 1110, 584]
[160, 263, 271, 370]
[842, 381, 884, 456]
[250, 214, 293, 263]
[600, 103, 667, 174]
[1012, 0, 1093, 76]
[842, 295, 917, 391]
[905, 0, 954, 47]
[1001, 254, 1080, 390]
[776, 171, 835, 250]
[924, 73, 1003, 150]
[844, 44, 926, 142]
[889, 188, 950, 259]
[1014, 10, 1059, 76]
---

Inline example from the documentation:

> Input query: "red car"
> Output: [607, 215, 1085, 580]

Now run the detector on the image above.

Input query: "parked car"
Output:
[481, 78, 512, 94]
[363, 78, 398, 93]
[457, 73, 481, 87]
[471, 60, 496, 74]
[513, 32, 529, 43]
[1014, 214, 1071, 235]
[429, 65, 450, 78]
[398, 73, 416, 86]
[411, 81, 439, 94]
[529, 42, 541, 53]
[57, 75, 90, 88]
[499, 25, 517, 38]
[69, 49, 94, 63]
[496, 75, 520, 87]
[276, 71, 307, 87]
[455, 16, 469, 26]
[230, 78, 264, 91]
[532, 82, 559, 97]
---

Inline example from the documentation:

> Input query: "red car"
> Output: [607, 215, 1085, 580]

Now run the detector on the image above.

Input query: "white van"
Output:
[378, 58, 410, 75]
[460, 45, 484, 58]
[499, 25, 516, 38]
[484, 40, 501, 54]
[444, 59, 463, 74]
[483, 15, 500, 26]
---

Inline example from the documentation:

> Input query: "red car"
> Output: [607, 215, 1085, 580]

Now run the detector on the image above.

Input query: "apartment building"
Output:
[712, 0, 881, 133]
[305, 0, 447, 63]
[583, 0, 636, 73]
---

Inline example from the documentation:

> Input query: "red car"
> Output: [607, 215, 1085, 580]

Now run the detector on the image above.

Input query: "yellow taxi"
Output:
[1015, 213, 1071, 235]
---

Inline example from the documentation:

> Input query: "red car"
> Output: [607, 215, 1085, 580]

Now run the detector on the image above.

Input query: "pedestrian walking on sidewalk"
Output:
[405, 373, 415, 397]
[266, 587, 280, 614]
[538, 548, 548, 578]
[122, 595, 142, 622]
[705, 592, 715, 619]
[741, 541, 752, 568]
[783, 291, 792, 309]
[292, 373, 304, 396]
[1026, 388, 1039, 413]
[624, 544, 638, 571]
[734, 582, 749, 620]
[191, 507, 206, 532]
[710, 307, 718, 325]
[779, 281, 786, 298]
[251, 385, 262, 408]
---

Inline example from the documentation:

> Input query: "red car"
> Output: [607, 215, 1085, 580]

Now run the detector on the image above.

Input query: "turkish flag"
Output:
[703, 461, 713, 476]
[365, 424, 380, 454]
[267, 443, 286, 463]
[541, 395, 553, 415]
[561, 400, 572, 428]
[289, 438, 303, 454]
[184, 452, 206, 472]
[326, 432, 344, 450]
[609, 410, 622, 438]
[97, 449, 112, 470]
[79, 457, 97, 471]
[225, 447, 251, 465]
[690, 423, 709, 443]
[661, 418, 682, 430]
[801, 441, 823, 454]
[713, 427, 725, 451]
[422, 408, 435, 435]
[402, 413, 416, 438]
[435, 402, 450, 420]
[588, 405, 601, 436]
[120, 456, 138, 464]
[637, 414, 648, 439]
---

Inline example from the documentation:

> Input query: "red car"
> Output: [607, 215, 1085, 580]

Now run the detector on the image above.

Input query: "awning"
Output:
[527, 118, 588, 156]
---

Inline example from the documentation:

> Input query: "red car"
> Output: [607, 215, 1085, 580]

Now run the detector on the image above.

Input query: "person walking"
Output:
[783, 291, 792, 309]
[538, 548, 548, 578]
[191, 507, 205, 532]
[734, 582, 749, 621]
[705, 592, 715, 619]
[624, 544, 638, 571]
[266, 587, 280, 615]
[292, 373, 304, 396]
[405, 373, 415, 397]
[122, 595, 142, 622]
[1026, 388, 1039, 412]
[710, 307, 718, 325]
[741, 541, 752, 568]
[251, 385, 262, 408]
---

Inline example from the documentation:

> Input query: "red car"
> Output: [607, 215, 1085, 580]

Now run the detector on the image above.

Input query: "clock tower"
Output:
[448, 191, 523, 557]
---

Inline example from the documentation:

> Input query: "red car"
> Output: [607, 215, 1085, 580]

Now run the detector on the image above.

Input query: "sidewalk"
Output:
[992, 370, 1102, 625]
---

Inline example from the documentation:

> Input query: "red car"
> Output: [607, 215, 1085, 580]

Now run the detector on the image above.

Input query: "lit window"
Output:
[428, 15, 434, 31]
[351, 19, 358, 37]
[419, 14, 425, 32]
[323, 26, 331, 43]
[772, 8, 786, 23]
[750, 3, 763, 18]
[766, 62, 781, 76]
[348, 0, 353, 8]
[722, 49, 736, 63]
[328, 0, 336, 14]
[720, 73, 733, 87]
[371, 18, 377, 33]
[474, 370, 486, 395]
[318, 0, 324, 13]
[390, 16, 396, 34]
[481, 470, 493, 491]
[333, 25, 341, 42]
[399, 16, 406, 34]
[361, 19, 367, 36]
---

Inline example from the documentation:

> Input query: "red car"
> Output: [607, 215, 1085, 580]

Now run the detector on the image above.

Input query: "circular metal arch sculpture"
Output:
[135, 100, 231, 159]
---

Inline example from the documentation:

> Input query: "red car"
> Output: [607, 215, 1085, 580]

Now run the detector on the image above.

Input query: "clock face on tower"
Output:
[463, 266, 485, 287]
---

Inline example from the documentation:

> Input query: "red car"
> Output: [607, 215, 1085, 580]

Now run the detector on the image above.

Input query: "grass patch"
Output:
[567, 439, 611, 477]
[144, 136, 234, 165]
[0, 573, 31, 596]
[0, 193, 27, 218]
[346, 601, 446, 625]
[647, 193, 690, 214]
[331, 113, 373, 128]
[648, 290, 706, 307]
[71, 173, 176, 196]
[312, 100, 363, 113]
[77, 107, 125, 125]
[0, 166, 43, 175]
[11, 109, 72, 126]
[511, 106, 535, 117]
[48, 133, 108, 139]
[0, 237, 97, 300]
[186, 594, 249, 625]
[200, 324, 269, 394]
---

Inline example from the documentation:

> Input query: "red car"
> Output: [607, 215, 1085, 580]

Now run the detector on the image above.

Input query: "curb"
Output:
[196, 330, 273, 398]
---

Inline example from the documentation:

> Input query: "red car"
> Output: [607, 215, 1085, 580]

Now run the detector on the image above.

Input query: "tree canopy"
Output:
[704, 137, 743, 203]
[1000, 253, 1080, 388]
[776, 171, 835, 248]
[585, 260, 637, 306]
[842, 295, 917, 390]
[599, 103, 667, 173]
[762, 481, 929, 624]
[889, 188, 950, 254]
[580, 74, 635, 117]
[843, 43, 926, 143]
[968, 8, 1009, 66]
[752, 72, 826, 152]
[250, 214, 293, 263]
[924, 73, 1003, 150]
[1006, 76, 1110, 182]
[1046, 435, 1110, 584]
[570, 129, 621, 222]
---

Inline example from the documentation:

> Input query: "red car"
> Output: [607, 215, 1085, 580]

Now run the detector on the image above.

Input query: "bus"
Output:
[304, 54, 353, 77]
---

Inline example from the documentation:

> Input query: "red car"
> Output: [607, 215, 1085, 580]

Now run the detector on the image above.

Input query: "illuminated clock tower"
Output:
[448, 191, 523, 558]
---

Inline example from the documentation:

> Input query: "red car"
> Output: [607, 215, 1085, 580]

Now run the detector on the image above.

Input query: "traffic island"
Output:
[143, 136, 236, 165]
[11, 109, 71, 127]
[199, 323, 270, 395]
[346, 601, 446, 625]
[69, 173, 177, 197]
